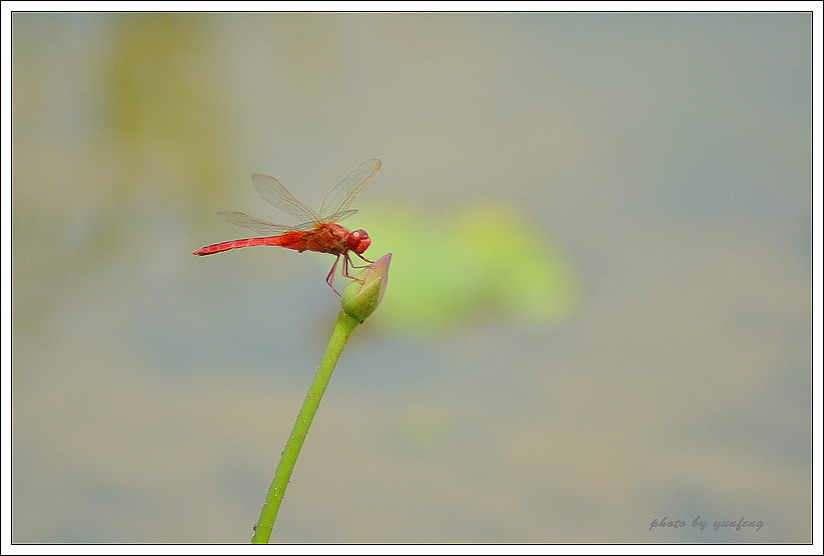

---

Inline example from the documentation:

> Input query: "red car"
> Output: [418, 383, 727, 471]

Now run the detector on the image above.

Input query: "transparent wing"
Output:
[250, 173, 322, 224]
[218, 211, 312, 234]
[319, 159, 381, 222]
[327, 209, 358, 223]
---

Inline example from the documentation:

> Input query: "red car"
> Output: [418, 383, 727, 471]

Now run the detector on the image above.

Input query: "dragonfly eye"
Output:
[348, 229, 370, 254]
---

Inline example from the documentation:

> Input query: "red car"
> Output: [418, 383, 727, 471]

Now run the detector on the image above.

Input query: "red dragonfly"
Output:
[193, 159, 381, 296]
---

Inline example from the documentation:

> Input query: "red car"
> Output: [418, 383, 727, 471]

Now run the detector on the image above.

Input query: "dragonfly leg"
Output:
[341, 253, 368, 283]
[327, 255, 342, 298]
[347, 251, 373, 271]
[355, 252, 373, 264]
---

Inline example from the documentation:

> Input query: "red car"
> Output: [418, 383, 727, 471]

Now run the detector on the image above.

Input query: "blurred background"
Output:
[11, 12, 811, 543]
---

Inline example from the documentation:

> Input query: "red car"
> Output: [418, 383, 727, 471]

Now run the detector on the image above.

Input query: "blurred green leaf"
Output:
[358, 201, 581, 334]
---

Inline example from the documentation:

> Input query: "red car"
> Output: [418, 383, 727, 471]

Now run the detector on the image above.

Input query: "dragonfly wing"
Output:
[319, 159, 381, 221]
[251, 173, 322, 224]
[328, 209, 357, 223]
[218, 211, 300, 234]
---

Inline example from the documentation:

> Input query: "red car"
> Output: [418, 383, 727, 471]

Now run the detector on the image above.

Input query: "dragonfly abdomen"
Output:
[192, 234, 303, 256]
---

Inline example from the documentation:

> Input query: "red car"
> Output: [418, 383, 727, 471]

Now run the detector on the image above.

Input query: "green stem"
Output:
[251, 310, 361, 544]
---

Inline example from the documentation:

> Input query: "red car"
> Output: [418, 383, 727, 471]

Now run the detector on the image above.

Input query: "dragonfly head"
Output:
[347, 229, 371, 255]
